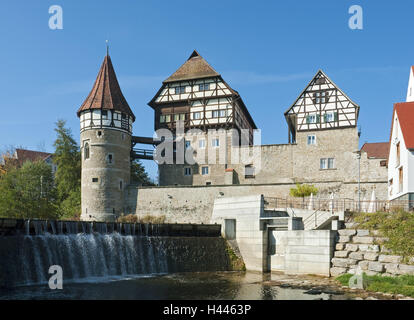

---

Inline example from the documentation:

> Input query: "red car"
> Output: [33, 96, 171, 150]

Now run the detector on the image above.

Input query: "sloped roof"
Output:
[15, 149, 52, 165]
[360, 142, 389, 159]
[390, 102, 414, 150]
[284, 69, 360, 116]
[163, 50, 220, 83]
[77, 55, 135, 121]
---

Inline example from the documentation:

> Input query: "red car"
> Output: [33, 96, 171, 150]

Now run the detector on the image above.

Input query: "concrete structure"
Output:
[210, 195, 338, 276]
[78, 54, 136, 222]
[126, 181, 387, 224]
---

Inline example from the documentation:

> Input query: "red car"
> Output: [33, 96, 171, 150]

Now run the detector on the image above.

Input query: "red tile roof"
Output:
[77, 55, 135, 121]
[361, 142, 389, 159]
[390, 102, 414, 150]
[15, 149, 52, 165]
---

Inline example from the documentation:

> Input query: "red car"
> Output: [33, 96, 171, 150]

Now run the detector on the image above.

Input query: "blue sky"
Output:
[0, 1, 413, 180]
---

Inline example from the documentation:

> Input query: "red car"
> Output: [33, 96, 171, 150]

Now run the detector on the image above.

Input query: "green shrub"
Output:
[353, 210, 414, 261]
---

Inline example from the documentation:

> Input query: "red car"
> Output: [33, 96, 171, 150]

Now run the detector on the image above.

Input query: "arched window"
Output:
[84, 142, 90, 160]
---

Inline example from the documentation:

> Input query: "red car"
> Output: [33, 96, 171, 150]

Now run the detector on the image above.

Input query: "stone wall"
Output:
[125, 180, 388, 224]
[330, 227, 414, 277]
[157, 127, 388, 193]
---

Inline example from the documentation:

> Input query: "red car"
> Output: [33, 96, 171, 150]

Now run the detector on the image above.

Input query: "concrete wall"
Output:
[125, 180, 387, 224]
[210, 195, 267, 272]
[271, 230, 336, 276]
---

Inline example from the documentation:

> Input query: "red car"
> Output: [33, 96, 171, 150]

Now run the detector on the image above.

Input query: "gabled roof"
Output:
[77, 54, 135, 121]
[284, 69, 360, 116]
[163, 50, 220, 83]
[389, 102, 414, 150]
[361, 142, 389, 159]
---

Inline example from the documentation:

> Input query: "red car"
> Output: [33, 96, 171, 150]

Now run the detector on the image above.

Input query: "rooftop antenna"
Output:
[105, 40, 109, 56]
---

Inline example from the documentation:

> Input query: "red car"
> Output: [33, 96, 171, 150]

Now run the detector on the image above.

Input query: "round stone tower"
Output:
[77, 54, 135, 222]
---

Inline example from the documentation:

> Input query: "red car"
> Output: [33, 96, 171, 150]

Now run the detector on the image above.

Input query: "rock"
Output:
[366, 296, 378, 300]
[378, 255, 402, 264]
[349, 252, 364, 261]
[338, 229, 356, 236]
[409, 257, 414, 265]
[381, 273, 393, 277]
[335, 251, 349, 258]
[364, 253, 379, 261]
[357, 229, 370, 237]
[374, 237, 389, 244]
[384, 263, 399, 274]
[330, 267, 347, 277]
[338, 236, 351, 243]
[348, 259, 358, 266]
[304, 288, 322, 295]
[368, 262, 384, 273]
[353, 236, 374, 244]
[331, 258, 349, 268]
[365, 271, 379, 276]
[381, 246, 392, 254]
[359, 245, 380, 252]
[336, 243, 345, 250]
[358, 261, 369, 270]
[398, 264, 414, 275]
[345, 244, 359, 252]
[371, 230, 381, 236]
[354, 297, 364, 300]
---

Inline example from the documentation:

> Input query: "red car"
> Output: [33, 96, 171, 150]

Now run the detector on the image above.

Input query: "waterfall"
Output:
[0, 225, 231, 288]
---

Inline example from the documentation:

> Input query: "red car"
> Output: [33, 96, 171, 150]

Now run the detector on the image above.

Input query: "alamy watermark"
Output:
[349, 5, 363, 30]
[49, 5, 63, 30]
[48, 265, 63, 289]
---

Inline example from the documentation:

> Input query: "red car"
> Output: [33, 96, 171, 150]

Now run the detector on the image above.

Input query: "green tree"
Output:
[53, 120, 81, 218]
[0, 161, 58, 219]
[290, 183, 319, 198]
[131, 160, 154, 185]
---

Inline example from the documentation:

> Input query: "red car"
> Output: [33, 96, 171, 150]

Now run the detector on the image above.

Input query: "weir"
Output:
[0, 218, 231, 288]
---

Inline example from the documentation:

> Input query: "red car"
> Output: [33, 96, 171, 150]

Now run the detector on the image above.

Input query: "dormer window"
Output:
[175, 86, 186, 94]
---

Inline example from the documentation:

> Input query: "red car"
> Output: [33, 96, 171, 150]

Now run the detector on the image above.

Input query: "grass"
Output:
[336, 273, 414, 298]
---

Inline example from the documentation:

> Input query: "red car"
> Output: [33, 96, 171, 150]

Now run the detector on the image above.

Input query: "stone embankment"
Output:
[330, 224, 414, 277]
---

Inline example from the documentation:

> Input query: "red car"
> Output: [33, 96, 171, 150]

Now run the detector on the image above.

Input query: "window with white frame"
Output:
[219, 110, 227, 117]
[212, 110, 219, 118]
[199, 139, 206, 149]
[193, 112, 201, 120]
[307, 135, 316, 145]
[320, 158, 335, 170]
[307, 114, 317, 124]
[324, 112, 334, 123]
[212, 138, 220, 147]
[201, 166, 209, 175]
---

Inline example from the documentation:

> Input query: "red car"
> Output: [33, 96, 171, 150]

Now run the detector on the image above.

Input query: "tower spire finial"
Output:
[105, 40, 109, 56]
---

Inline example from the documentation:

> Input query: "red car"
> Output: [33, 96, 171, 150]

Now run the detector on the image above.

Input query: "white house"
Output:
[388, 68, 414, 208]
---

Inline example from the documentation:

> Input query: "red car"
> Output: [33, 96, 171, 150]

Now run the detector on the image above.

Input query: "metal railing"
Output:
[263, 197, 414, 213]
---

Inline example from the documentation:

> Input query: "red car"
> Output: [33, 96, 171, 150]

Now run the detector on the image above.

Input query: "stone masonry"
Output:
[330, 226, 414, 277]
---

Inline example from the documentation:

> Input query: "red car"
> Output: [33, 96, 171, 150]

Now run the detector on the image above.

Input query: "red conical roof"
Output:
[77, 55, 135, 121]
